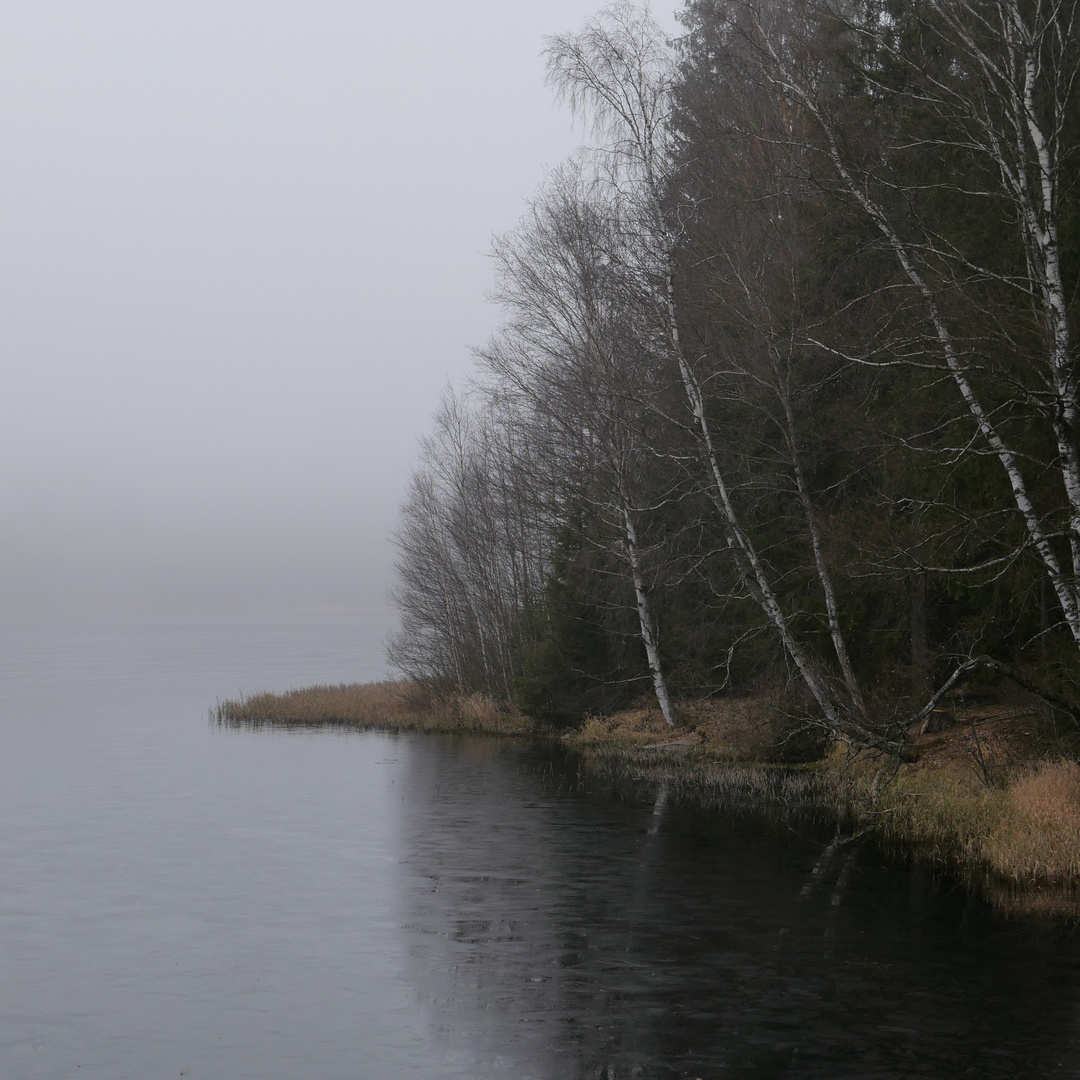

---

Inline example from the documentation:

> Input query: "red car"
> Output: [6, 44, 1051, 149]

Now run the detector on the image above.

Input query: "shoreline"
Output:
[214, 681, 1080, 915]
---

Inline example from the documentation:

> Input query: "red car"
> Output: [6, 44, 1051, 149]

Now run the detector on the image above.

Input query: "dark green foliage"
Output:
[513, 545, 642, 726]
[668, 0, 1080, 716]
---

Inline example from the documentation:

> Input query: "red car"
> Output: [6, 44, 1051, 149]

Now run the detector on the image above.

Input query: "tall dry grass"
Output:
[587, 751, 840, 816]
[985, 761, 1080, 886]
[862, 758, 1080, 889]
[214, 681, 533, 736]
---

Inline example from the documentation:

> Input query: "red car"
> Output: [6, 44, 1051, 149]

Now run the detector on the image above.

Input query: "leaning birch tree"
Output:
[546, 2, 889, 747]
[729, 0, 1080, 711]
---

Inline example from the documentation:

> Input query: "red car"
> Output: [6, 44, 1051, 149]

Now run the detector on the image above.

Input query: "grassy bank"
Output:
[857, 759, 1080, 887]
[215, 681, 1080, 909]
[835, 705, 1080, 903]
[570, 697, 1080, 904]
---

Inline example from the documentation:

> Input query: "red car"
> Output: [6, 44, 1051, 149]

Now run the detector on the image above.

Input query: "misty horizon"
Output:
[0, 1, 679, 616]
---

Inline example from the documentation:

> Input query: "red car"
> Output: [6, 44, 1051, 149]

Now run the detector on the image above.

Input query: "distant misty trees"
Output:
[390, 0, 1080, 748]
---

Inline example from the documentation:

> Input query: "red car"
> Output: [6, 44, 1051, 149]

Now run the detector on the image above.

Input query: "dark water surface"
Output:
[3, 611, 1080, 1079]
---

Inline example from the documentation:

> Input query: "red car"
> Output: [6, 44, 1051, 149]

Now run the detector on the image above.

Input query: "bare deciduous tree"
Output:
[739, 0, 1080, 662]
[547, 2, 890, 748]
[481, 167, 680, 724]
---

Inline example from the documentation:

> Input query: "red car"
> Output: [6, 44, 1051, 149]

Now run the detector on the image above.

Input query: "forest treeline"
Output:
[389, 0, 1080, 755]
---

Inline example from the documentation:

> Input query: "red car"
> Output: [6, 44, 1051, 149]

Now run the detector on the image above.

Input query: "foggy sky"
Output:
[0, 1, 679, 615]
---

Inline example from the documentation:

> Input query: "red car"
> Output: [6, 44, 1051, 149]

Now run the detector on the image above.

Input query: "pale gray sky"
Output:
[0, 1, 679, 614]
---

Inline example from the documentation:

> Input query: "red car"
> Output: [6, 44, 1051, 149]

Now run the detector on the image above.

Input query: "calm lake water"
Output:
[3, 610, 1080, 1079]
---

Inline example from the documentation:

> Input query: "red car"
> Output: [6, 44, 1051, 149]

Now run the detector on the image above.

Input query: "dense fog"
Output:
[0, 1, 678, 614]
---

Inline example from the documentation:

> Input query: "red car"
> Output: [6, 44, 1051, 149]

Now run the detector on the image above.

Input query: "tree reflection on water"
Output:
[393, 736, 1080, 1079]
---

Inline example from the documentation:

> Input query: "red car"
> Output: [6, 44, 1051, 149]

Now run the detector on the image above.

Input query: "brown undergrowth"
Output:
[562, 696, 839, 816]
[568, 691, 1080, 907]
[835, 698, 1080, 910]
[562, 696, 775, 761]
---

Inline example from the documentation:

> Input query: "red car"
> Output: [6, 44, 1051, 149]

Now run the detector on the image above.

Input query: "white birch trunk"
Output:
[779, 385, 867, 714]
[653, 212, 848, 730]
[620, 493, 676, 727]
[757, 27, 1080, 649]
[546, 9, 887, 745]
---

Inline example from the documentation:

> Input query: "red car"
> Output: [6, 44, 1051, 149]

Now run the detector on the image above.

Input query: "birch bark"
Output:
[547, 4, 872, 737]
[752, 1, 1080, 647]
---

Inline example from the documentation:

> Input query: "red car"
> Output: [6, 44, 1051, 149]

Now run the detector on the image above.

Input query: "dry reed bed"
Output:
[586, 749, 841, 816]
[855, 759, 1080, 890]
[214, 682, 533, 736]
